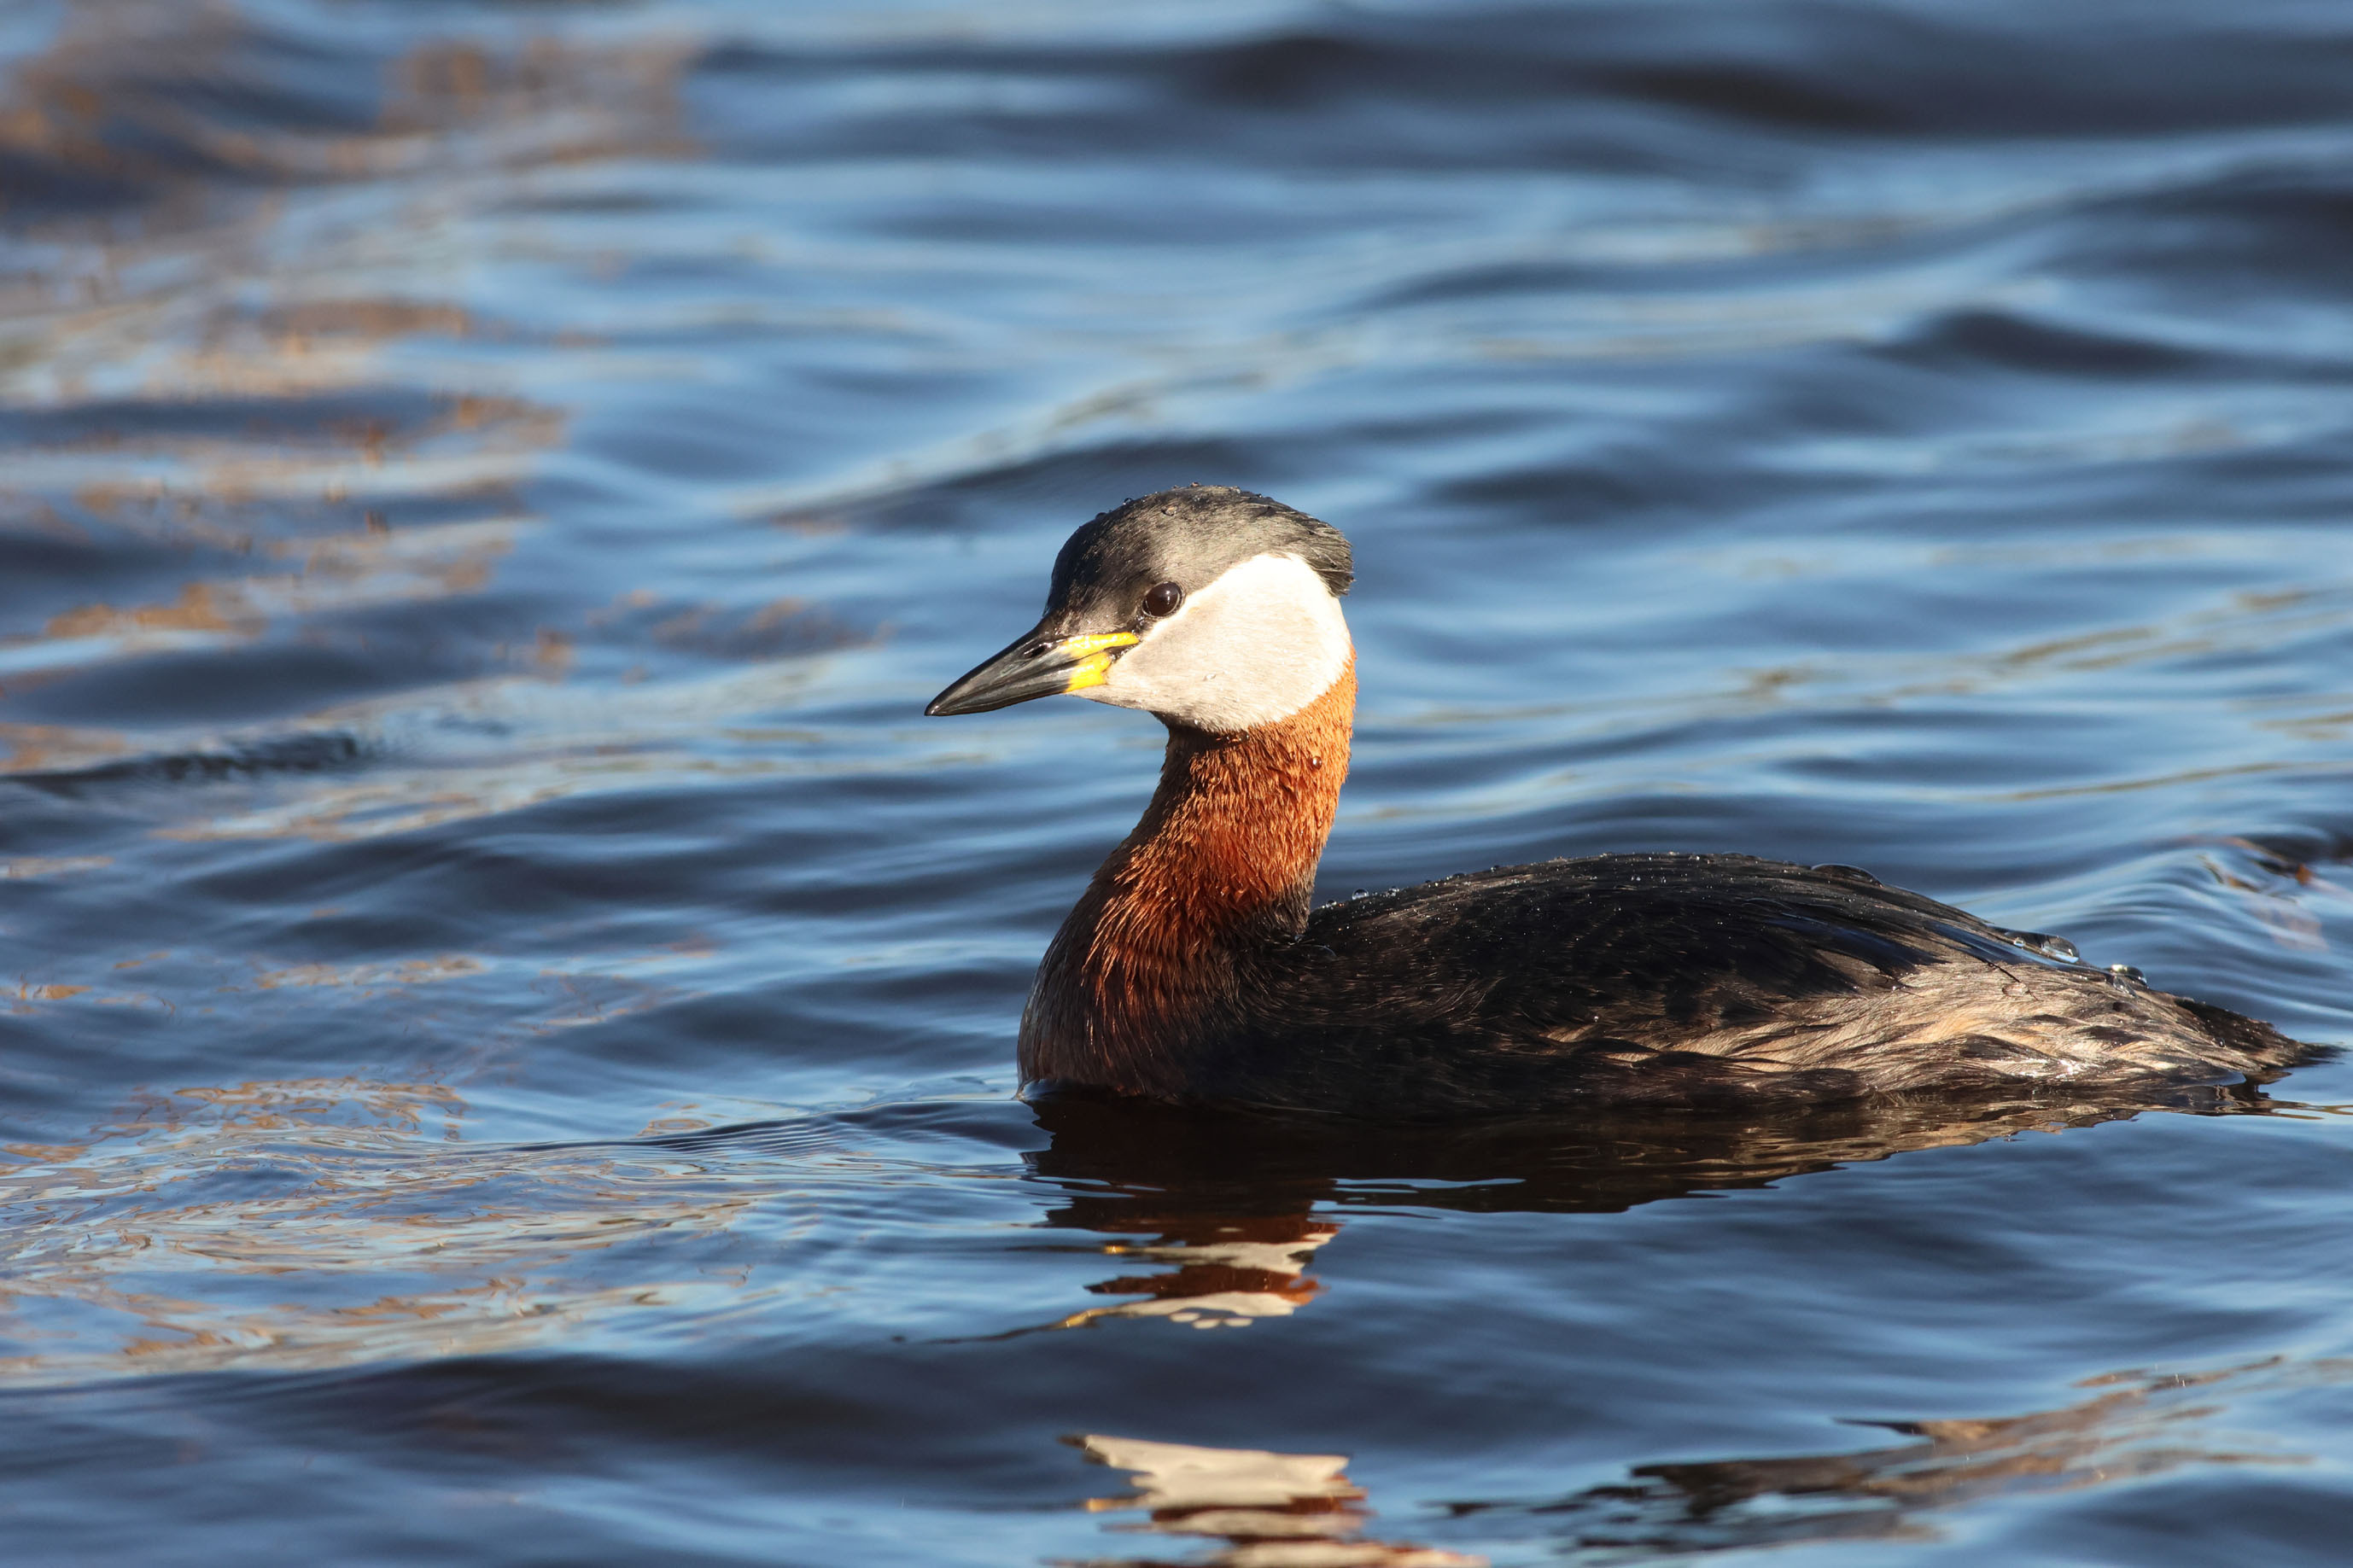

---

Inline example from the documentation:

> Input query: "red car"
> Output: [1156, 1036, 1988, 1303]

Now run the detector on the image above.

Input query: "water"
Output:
[3, 2, 2352, 1561]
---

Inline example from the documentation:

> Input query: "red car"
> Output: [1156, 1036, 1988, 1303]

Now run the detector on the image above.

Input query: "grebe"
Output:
[926, 487, 2302, 1116]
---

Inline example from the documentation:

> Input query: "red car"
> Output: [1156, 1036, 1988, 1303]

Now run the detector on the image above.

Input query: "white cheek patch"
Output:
[1085, 552, 1352, 732]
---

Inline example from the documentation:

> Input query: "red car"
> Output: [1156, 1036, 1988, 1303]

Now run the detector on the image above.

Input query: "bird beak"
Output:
[925, 627, 1141, 716]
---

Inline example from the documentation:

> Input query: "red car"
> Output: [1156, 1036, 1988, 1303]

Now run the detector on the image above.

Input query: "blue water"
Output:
[3, 2, 2352, 1562]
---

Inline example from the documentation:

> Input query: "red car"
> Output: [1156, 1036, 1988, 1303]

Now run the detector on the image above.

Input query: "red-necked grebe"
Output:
[926, 486, 2303, 1116]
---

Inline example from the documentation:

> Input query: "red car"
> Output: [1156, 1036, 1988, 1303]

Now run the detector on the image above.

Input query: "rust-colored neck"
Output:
[1020, 660, 1356, 1099]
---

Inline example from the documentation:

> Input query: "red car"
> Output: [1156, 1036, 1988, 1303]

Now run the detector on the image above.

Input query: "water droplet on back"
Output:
[2007, 930, 2080, 963]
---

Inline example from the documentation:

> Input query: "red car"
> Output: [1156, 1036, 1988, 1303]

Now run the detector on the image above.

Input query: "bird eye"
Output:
[1142, 580, 1184, 617]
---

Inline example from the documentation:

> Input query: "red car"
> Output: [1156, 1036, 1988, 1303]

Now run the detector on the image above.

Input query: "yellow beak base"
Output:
[1059, 632, 1140, 693]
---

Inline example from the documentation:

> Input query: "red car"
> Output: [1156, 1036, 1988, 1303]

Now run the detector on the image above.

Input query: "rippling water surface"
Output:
[4, 2, 2353, 1562]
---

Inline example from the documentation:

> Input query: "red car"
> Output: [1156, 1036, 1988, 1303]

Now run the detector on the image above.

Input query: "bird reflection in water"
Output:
[1063, 1355, 2325, 1565]
[1014, 1078, 2290, 1338]
[1070, 1433, 1486, 1568]
[1032, 1087, 2323, 1564]
[1059, 1218, 1337, 1332]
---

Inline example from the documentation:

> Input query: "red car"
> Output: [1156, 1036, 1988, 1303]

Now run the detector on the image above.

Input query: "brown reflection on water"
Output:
[0, 1074, 799, 1384]
[249, 953, 488, 992]
[0, 3, 898, 860]
[0, 2, 692, 212]
[0, 721, 129, 773]
[146, 656, 848, 843]
[2190, 835, 2350, 953]
[1, 516, 526, 691]
[0, 0, 701, 718]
